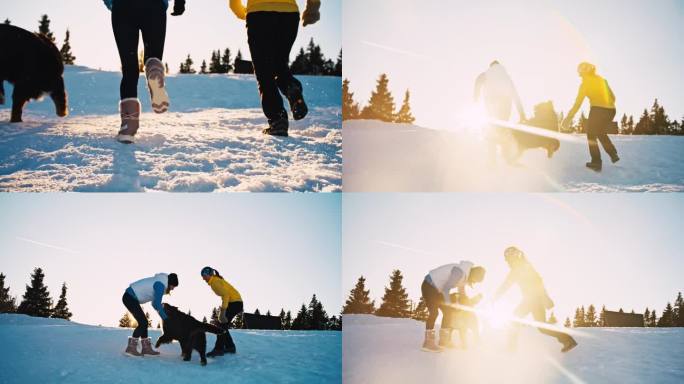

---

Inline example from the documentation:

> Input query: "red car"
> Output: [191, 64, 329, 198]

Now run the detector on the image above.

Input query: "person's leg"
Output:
[111, 1, 141, 100]
[273, 13, 308, 120]
[529, 302, 573, 345]
[247, 12, 286, 123]
[139, 1, 169, 113]
[596, 108, 618, 160]
[586, 108, 602, 163]
[122, 292, 144, 356]
[421, 280, 442, 351]
[222, 301, 244, 352]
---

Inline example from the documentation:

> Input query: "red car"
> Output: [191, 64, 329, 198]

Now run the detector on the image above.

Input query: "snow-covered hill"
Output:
[0, 314, 341, 384]
[343, 314, 684, 384]
[343, 120, 684, 192]
[0, 66, 341, 192]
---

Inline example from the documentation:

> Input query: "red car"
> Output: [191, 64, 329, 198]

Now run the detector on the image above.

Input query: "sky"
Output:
[0, 193, 341, 327]
[4, 0, 341, 73]
[344, 0, 684, 128]
[343, 193, 684, 324]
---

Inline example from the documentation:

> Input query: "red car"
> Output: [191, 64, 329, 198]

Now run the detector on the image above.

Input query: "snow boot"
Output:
[207, 334, 226, 358]
[145, 57, 169, 114]
[585, 161, 602, 172]
[224, 329, 236, 354]
[438, 328, 456, 349]
[561, 337, 578, 353]
[124, 337, 142, 356]
[285, 81, 308, 120]
[140, 337, 160, 356]
[263, 112, 289, 137]
[116, 98, 141, 144]
[421, 330, 442, 353]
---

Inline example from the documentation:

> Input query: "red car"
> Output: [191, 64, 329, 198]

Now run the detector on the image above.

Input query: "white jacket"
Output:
[428, 261, 473, 301]
[129, 273, 168, 304]
[474, 63, 525, 120]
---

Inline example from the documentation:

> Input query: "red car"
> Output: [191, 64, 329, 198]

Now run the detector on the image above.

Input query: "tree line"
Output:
[119, 293, 342, 331]
[342, 271, 429, 322]
[565, 292, 684, 328]
[0, 268, 72, 320]
[179, 38, 342, 76]
[342, 75, 415, 124]
[4, 15, 77, 65]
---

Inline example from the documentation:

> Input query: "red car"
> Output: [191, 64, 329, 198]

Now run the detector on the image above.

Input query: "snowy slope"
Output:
[0, 66, 341, 192]
[0, 314, 341, 384]
[343, 120, 684, 192]
[343, 314, 684, 384]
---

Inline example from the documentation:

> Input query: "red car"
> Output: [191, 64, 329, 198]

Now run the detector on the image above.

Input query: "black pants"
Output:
[246, 12, 301, 122]
[112, 0, 167, 99]
[421, 280, 451, 330]
[513, 299, 572, 344]
[586, 107, 618, 162]
[122, 291, 149, 338]
[216, 301, 244, 349]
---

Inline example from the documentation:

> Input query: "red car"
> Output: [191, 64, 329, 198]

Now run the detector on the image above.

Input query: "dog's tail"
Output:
[201, 323, 226, 335]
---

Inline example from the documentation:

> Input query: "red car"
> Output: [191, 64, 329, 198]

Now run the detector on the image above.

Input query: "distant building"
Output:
[234, 59, 254, 74]
[243, 313, 282, 330]
[604, 310, 644, 327]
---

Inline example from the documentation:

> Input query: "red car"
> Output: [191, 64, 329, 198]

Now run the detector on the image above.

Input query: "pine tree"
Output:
[634, 109, 651, 134]
[308, 294, 329, 330]
[145, 312, 152, 327]
[179, 54, 196, 74]
[650, 99, 669, 135]
[306, 38, 325, 75]
[202, 316, 207, 323]
[284, 310, 292, 330]
[619, 114, 628, 134]
[51, 282, 72, 320]
[59, 29, 76, 65]
[585, 304, 597, 327]
[327, 315, 342, 330]
[342, 276, 375, 314]
[644, 308, 651, 327]
[279, 308, 287, 330]
[291, 304, 310, 330]
[266, 310, 272, 316]
[37, 15, 55, 43]
[342, 79, 360, 120]
[564, 317, 572, 328]
[649, 310, 657, 327]
[674, 292, 683, 327]
[290, 48, 308, 75]
[658, 303, 674, 327]
[119, 312, 132, 328]
[17, 267, 53, 318]
[599, 305, 606, 327]
[395, 90, 415, 124]
[210, 307, 220, 326]
[412, 296, 429, 322]
[361, 73, 395, 122]
[221, 48, 233, 73]
[254, 308, 261, 316]
[232, 312, 244, 329]
[576, 112, 587, 133]
[3, 19, 10, 25]
[334, 49, 342, 76]
[375, 270, 411, 318]
[573, 307, 585, 327]
[200, 60, 208, 74]
[0, 273, 17, 313]
[548, 311, 558, 324]
[627, 115, 634, 135]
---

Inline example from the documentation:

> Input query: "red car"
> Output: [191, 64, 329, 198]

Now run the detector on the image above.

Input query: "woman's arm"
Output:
[229, 0, 247, 20]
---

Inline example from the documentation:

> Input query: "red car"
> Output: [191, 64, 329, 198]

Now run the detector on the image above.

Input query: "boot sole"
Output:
[116, 133, 135, 144]
[148, 76, 169, 114]
[421, 347, 443, 353]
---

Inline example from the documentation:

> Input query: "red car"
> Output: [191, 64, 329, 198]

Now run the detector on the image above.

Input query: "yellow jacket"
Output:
[567, 74, 616, 119]
[229, 0, 301, 20]
[207, 275, 242, 311]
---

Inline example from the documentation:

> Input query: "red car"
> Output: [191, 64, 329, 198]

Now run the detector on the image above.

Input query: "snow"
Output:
[0, 314, 341, 384]
[343, 314, 684, 384]
[343, 120, 684, 192]
[0, 66, 341, 192]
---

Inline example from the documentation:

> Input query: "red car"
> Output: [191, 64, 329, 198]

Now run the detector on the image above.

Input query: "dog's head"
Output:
[162, 303, 180, 315]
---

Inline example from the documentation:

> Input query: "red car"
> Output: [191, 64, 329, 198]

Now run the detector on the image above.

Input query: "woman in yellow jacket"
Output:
[228, 0, 321, 137]
[201, 266, 243, 356]
[562, 62, 620, 172]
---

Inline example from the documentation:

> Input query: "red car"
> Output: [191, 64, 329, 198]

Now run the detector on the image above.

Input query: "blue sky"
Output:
[0, 193, 341, 326]
[4, 0, 341, 73]
[344, 0, 683, 128]
[343, 193, 684, 323]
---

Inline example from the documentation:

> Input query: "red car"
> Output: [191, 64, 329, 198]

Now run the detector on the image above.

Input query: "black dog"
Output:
[512, 101, 561, 159]
[155, 304, 225, 366]
[0, 24, 68, 122]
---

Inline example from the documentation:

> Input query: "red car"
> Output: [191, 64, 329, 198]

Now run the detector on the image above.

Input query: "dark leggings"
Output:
[421, 280, 451, 330]
[122, 291, 149, 338]
[222, 301, 244, 348]
[513, 299, 572, 343]
[112, 0, 167, 99]
[246, 11, 301, 122]
[587, 106, 618, 162]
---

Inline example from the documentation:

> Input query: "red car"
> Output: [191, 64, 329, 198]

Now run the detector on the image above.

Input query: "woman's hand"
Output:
[302, 0, 321, 27]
